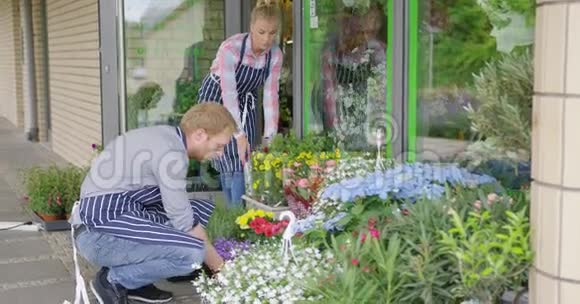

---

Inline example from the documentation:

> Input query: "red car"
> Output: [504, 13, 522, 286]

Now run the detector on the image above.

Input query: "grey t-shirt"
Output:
[70, 125, 193, 232]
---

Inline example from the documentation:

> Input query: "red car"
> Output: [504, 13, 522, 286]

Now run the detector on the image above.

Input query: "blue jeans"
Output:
[75, 228, 205, 289]
[220, 172, 245, 208]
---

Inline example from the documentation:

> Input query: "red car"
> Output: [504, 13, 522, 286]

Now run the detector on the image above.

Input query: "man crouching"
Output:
[70, 103, 236, 304]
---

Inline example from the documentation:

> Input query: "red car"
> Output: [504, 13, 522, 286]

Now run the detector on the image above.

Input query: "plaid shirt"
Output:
[210, 33, 283, 139]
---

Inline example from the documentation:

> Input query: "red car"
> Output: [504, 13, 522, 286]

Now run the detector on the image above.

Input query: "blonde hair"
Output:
[251, 0, 280, 24]
[180, 103, 237, 137]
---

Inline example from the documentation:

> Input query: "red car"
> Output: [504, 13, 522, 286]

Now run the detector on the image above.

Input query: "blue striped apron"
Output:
[78, 128, 214, 249]
[198, 33, 272, 173]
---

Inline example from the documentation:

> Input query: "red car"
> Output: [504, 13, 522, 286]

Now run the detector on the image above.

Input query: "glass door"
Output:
[408, 0, 534, 187]
[120, 0, 226, 191]
[302, 0, 392, 154]
[121, 0, 224, 130]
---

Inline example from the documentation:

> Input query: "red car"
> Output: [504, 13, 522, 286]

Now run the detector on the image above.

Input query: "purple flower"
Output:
[213, 238, 251, 261]
[91, 143, 97, 150]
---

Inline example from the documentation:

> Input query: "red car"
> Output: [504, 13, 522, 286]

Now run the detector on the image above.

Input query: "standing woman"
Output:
[198, 0, 283, 207]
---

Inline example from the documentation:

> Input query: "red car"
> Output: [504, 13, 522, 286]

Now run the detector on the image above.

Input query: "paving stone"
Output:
[0, 238, 53, 259]
[0, 281, 74, 304]
[0, 259, 71, 284]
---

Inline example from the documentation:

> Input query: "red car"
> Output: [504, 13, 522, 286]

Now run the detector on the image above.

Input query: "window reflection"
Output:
[309, 2, 388, 152]
[415, 0, 534, 189]
[123, 0, 221, 130]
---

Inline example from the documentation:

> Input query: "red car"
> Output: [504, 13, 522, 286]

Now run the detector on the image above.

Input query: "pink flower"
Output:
[473, 200, 482, 210]
[325, 160, 337, 167]
[283, 168, 294, 175]
[310, 164, 321, 171]
[297, 179, 309, 188]
[293, 162, 301, 168]
[370, 228, 380, 239]
[324, 167, 334, 173]
[351, 258, 359, 266]
[487, 193, 499, 203]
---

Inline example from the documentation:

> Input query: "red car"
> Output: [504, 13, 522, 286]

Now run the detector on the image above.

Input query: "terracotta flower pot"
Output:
[37, 213, 62, 222]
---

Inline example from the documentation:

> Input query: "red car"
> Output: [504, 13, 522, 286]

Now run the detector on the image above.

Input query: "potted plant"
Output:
[22, 165, 86, 228]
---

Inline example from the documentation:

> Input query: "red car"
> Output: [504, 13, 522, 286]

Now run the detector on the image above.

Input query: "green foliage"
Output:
[267, 132, 336, 157]
[174, 78, 201, 115]
[129, 82, 163, 111]
[308, 186, 531, 303]
[466, 49, 533, 156]
[306, 234, 405, 304]
[478, 0, 536, 29]
[439, 207, 533, 302]
[205, 203, 246, 242]
[22, 165, 87, 215]
[126, 82, 164, 130]
[424, 0, 498, 88]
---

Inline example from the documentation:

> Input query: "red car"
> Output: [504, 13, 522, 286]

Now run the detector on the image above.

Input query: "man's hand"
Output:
[236, 133, 250, 166]
[188, 224, 208, 241]
[187, 224, 224, 273]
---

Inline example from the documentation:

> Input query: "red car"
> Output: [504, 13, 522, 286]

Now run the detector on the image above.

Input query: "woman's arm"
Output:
[216, 42, 244, 132]
[262, 47, 283, 140]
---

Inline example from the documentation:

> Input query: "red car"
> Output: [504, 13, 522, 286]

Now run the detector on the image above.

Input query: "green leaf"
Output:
[337, 214, 353, 226]
[481, 267, 493, 276]
[352, 204, 365, 216]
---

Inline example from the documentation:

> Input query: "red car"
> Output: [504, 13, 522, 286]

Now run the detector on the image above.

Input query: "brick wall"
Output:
[198, 0, 225, 75]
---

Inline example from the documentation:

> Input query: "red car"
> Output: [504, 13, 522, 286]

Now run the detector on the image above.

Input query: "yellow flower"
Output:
[255, 209, 266, 217]
[266, 211, 274, 219]
[236, 214, 250, 229]
[320, 152, 327, 160]
[335, 148, 341, 159]
[275, 171, 282, 179]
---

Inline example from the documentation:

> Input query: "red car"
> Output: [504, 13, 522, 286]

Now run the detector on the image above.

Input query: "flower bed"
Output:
[199, 159, 532, 304]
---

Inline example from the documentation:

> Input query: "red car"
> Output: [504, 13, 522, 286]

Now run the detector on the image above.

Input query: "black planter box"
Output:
[32, 212, 71, 231]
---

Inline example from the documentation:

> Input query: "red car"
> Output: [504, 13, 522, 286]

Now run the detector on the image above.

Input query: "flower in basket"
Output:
[235, 209, 290, 239]
[250, 152, 287, 204]
[249, 217, 289, 238]
[235, 209, 274, 230]
[282, 155, 337, 219]
[193, 241, 335, 303]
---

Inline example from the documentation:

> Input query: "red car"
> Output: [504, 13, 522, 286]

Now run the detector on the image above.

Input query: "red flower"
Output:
[263, 146, 269, 153]
[351, 258, 360, 266]
[402, 209, 410, 216]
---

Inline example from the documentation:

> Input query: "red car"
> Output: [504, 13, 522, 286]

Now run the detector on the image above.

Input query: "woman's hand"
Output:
[236, 134, 250, 166]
